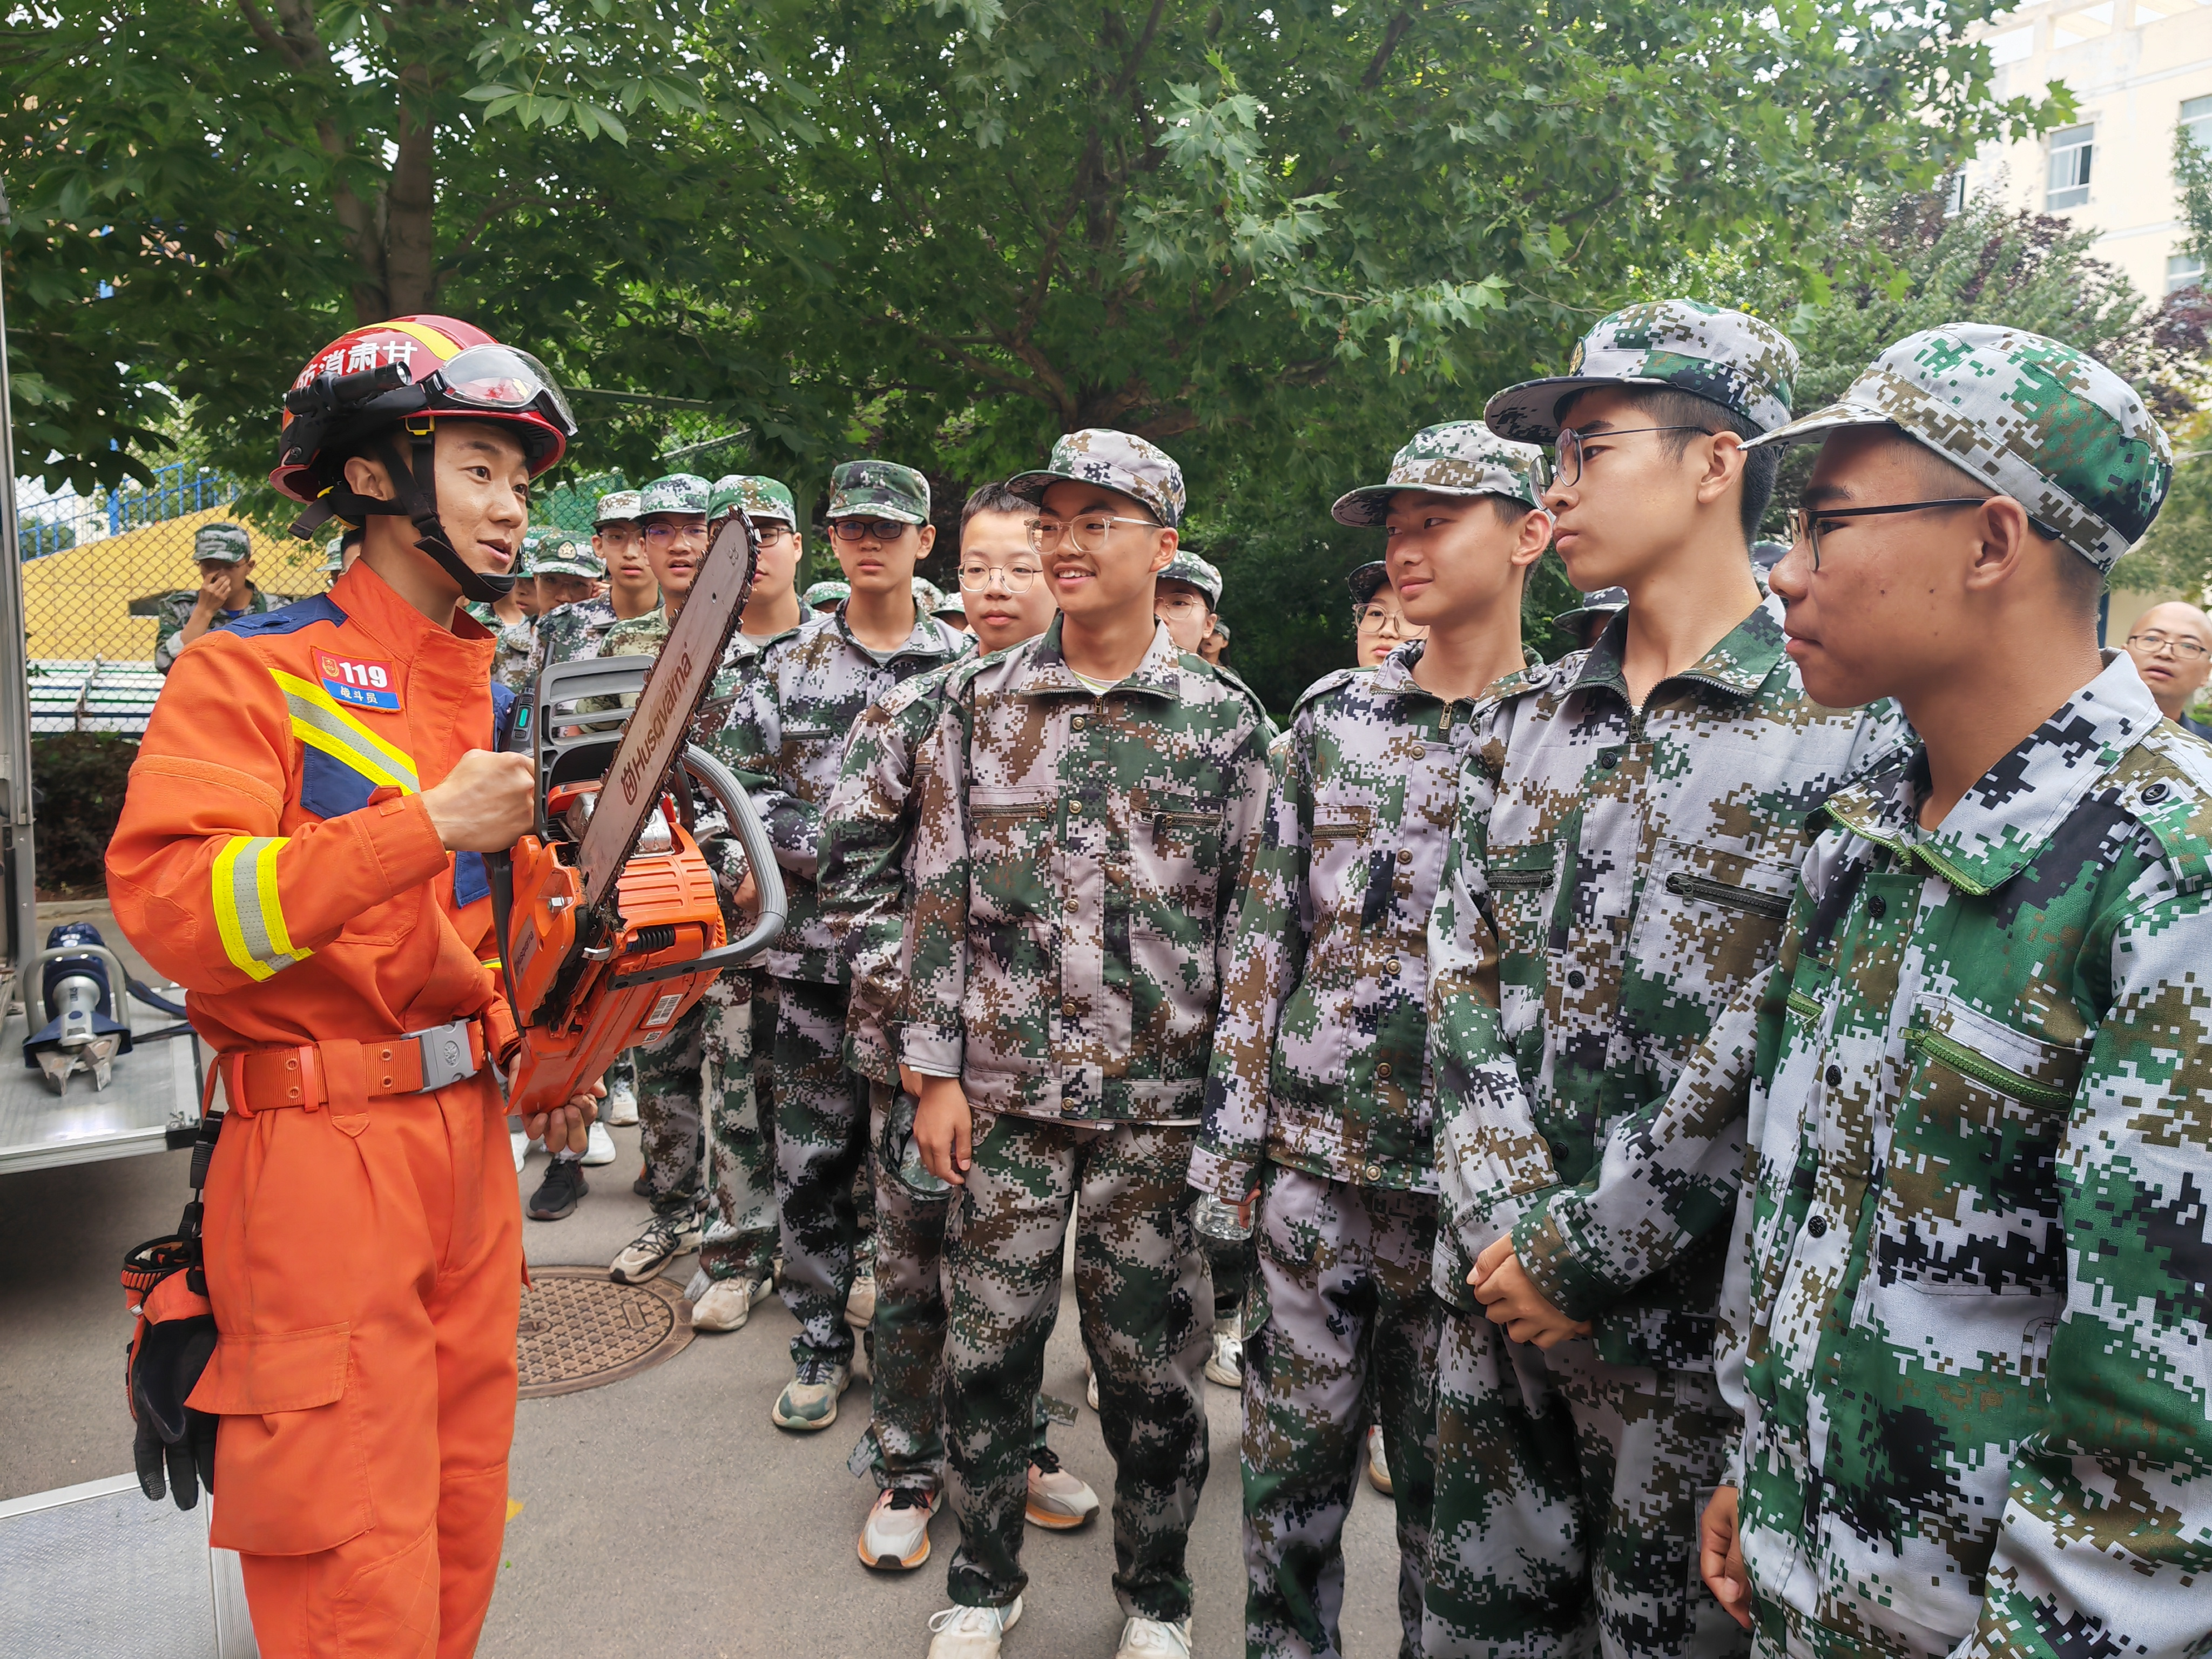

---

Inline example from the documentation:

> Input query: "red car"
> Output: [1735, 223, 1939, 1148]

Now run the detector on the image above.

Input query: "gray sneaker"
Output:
[771, 1359, 852, 1431]
[609, 1207, 703, 1284]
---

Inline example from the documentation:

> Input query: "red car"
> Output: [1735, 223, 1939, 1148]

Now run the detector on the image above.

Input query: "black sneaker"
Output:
[528, 1156, 588, 1220]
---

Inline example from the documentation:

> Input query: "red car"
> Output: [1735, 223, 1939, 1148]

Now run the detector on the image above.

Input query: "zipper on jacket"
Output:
[1665, 871, 1791, 919]
[1904, 1026, 2074, 1110]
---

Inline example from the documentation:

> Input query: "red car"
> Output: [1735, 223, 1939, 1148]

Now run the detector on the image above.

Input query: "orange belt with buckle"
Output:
[214, 1017, 491, 1118]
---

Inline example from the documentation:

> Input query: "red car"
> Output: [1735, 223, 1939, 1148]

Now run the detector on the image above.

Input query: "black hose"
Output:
[128, 977, 191, 1018]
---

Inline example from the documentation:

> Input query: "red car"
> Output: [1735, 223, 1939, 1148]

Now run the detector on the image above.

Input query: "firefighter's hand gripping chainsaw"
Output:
[492, 512, 786, 1118]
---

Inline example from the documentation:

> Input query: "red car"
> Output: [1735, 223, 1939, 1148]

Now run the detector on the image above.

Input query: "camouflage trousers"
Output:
[853, 1081, 1047, 1495]
[943, 1114, 1210, 1621]
[770, 976, 873, 1370]
[631, 975, 775, 1282]
[1244, 1168, 1441, 1659]
[1422, 1312, 1747, 1659]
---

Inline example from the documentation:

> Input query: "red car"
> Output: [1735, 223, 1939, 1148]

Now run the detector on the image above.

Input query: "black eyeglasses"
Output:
[828, 518, 916, 542]
[2126, 629, 2211, 661]
[1554, 425, 1714, 487]
[1789, 499, 1989, 569]
[753, 522, 794, 547]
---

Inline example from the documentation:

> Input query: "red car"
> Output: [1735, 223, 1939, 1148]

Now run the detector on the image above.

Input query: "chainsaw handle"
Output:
[608, 744, 787, 989]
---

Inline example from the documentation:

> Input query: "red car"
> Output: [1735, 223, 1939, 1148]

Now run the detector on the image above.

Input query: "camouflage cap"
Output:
[1553, 584, 1629, 635]
[709, 474, 798, 526]
[1745, 322, 2172, 572]
[826, 460, 930, 524]
[1007, 429, 1186, 528]
[1332, 421, 1547, 525]
[194, 523, 252, 564]
[1157, 550, 1223, 608]
[1212, 619, 1231, 642]
[934, 590, 968, 618]
[638, 473, 712, 518]
[802, 579, 851, 610]
[1486, 299, 1799, 443]
[592, 488, 642, 526]
[531, 531, 606, 581]
[1347, 560, 1392, 606]
[912, 576, 948, 614]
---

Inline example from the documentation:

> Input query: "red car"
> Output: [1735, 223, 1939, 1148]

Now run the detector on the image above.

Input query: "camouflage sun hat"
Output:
[934, 590, 968, 618]
[1347, 561, 1391, 606]
[1553, 584, 1629, 634]
[1485, 299, 1800, 444]
[592, 488, 642, 526]
[912, 576, 948, 614]
[826, 460, 930, 524]
[1744, 322, 2173, 573]
[1157, 550, 1223, 608]
[637, 473, 712, 518]
[709, 474, 798, 526]
[194, 522, 252, 564]
[1007, 429, 1186, 528]
[1331, 421, 1547, 525]
[531, 532, 606, 581]
[803, 579, 851, 610]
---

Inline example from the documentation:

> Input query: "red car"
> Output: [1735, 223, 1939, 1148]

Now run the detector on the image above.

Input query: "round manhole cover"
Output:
[516, 1266, 694, 1398]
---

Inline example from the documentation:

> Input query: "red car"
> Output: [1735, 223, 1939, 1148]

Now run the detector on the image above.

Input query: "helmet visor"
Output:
[427, 345, 577, 435]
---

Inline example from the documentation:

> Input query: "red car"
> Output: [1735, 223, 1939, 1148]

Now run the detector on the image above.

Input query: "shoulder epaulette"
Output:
[2112, 724, 2212, 893]
[1290, 667, 1363, 716]
[220, 594, 348, 638]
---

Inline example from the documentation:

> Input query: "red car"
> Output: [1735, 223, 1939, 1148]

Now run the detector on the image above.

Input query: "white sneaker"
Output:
[858, 1485, 939, 1569]
[605, 1075, 639, 1127]
[926, 1598, 1021, 1658]
[1115, 1615, 1192, 1657]
[510, 1128, 528, 1174]
[1086, 1363, 1100, 1412]
[1367, 1424, 1393, 1495]
[1024, 1446, 1100, 1530]
[610, 1208, 704, 1284]
[689, 1272, 770, 1333]
[1203, 1320, 1243, 1388]
[581, 1120, 618, 1166]
[846, 1265, 878, 1328]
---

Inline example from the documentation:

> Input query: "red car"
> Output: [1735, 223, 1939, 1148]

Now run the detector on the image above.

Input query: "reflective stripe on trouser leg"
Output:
[858, 1077, 949, 1491]
[697, 970, 776, 1283]
[943, 1117, 1208, 1621]
[633, 1000, 706, 1209]
[770, 976, 868, 1368]
[1240, 1168, 1440, 1659]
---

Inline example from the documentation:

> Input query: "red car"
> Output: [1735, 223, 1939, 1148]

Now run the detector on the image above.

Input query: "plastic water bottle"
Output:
[1191, 1193, 1252, 1243]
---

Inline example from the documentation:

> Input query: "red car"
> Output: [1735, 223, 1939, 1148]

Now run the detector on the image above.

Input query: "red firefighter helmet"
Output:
[272, 316, 575, 503]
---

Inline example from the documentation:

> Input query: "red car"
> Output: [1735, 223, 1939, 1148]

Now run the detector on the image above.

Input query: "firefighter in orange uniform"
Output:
[106, 316, 598, 1658]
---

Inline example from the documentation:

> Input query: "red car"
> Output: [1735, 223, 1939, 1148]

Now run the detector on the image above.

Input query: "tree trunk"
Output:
[377, 63, 441, 319]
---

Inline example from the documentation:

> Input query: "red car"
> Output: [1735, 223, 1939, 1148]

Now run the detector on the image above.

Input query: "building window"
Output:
[2047, 123, 2094, 209]
[2184, 94, 2212, 152]
[2169, 252, 2205, 295]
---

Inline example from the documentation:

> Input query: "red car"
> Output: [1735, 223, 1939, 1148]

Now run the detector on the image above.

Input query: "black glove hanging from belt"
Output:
[119, 1111, 222, 1508]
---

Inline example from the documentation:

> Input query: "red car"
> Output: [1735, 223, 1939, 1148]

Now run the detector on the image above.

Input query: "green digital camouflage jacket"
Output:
[152, 584, 291, 673]
[707, 606, 969, 984]
[1425, 597, 1907, 1366]
[1192, 644, 1545, 1203]
[897, 617, 1272, 1123]
[525, 596, 618, 689]
[1699, 656, 2212, 1659]
[818, 654, 983, 1084]
[491, 612, 537, 692]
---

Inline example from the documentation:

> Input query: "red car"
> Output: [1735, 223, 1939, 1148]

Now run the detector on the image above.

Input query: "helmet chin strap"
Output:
[383, 426, 516, 604]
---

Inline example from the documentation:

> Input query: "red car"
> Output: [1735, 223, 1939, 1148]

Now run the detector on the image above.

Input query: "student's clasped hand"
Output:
[1468, 1235, 1593, 1348]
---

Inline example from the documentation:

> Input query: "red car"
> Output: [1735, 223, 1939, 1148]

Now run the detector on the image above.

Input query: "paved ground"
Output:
[0, 914, 1412, 1657]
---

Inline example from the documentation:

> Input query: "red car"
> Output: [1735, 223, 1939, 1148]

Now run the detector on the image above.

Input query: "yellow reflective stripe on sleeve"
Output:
[210, 836, 312, 980]
[271, 671, 421, 795]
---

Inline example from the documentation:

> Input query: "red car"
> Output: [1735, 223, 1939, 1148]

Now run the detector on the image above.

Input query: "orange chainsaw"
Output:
[490, 513, 785, 1118]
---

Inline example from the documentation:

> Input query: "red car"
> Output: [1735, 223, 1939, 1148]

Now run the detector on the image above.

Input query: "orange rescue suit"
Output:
[107, 559, 525, 1659]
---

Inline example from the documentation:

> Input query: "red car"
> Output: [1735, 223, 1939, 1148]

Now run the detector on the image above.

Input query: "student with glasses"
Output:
[2121, 599, 2212, 735]
[820, 481, 1103, 1575]
[1348, 561, 1431, 666]
[710, 461, 972, 1437]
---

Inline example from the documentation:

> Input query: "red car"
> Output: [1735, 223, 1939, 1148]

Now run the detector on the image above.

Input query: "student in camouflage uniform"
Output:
[152, 523, 292, 672]
[901, 431, 1272, 1659]
[1152, 549, 1220, 656]
[712, 460, 970, 1429]
[821, 482, 1101, 1573]
[1351, 562, 1428, 669]
[484, 531, 547, 690]
[1194, 421, 1552, 1659]
[591, 485, 662, 640]
[1686, 326, 2211, 1659]
[1420, 303, 1908, 1659]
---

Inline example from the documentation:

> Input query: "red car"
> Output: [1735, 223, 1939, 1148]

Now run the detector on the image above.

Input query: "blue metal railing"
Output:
[20, 464, 239, 561]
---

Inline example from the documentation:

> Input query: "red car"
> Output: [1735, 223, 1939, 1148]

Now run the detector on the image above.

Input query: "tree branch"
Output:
[1360, 10, 1417, 91]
